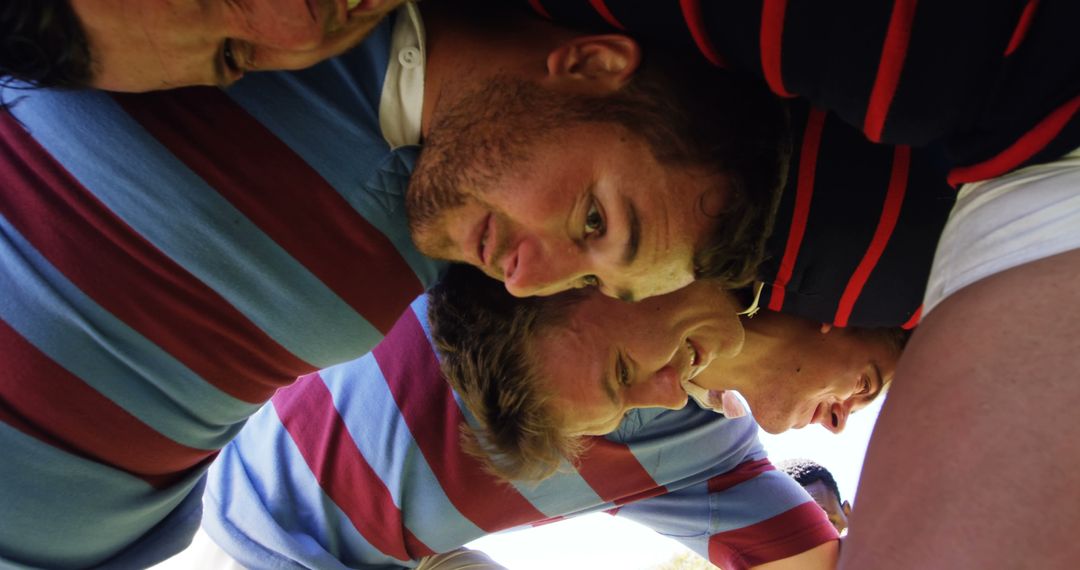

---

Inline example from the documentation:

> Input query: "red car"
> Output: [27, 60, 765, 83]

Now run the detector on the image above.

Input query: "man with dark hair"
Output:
[779, 459, 852, 535]
[0, 2, 793, 567]
[0, 0, 406, 92]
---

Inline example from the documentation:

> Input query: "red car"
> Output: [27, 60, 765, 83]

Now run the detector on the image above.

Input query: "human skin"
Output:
[693, 313, 895, 435]
[533, 280, 746, 435]
[408, 6, 731, 301]
[530, 281, 897, 436]
[840, 249, 1080, 569]
[70, 0, 406, 91]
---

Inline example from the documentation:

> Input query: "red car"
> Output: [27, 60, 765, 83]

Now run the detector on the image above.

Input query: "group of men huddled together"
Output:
[2, 0, 1078, 568]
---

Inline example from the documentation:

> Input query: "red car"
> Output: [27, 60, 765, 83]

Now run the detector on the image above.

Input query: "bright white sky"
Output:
[154, 397, 885, 569]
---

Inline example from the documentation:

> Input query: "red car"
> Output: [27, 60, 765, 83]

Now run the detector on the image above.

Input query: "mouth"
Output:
[685, 338, 703, 378]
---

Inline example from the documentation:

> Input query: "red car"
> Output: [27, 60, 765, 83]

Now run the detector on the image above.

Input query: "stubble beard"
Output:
[406, 76, 570, 260]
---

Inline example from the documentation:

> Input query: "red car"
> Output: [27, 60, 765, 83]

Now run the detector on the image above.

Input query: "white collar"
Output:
[379, 1, 426, 148]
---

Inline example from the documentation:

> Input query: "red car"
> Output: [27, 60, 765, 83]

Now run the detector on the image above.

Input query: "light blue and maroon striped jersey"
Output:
[204, 295, 837, 570]
[0, 14, 444, 569]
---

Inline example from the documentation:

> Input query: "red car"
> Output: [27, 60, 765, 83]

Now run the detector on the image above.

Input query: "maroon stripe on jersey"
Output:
[527, 0, 552, 20]
[834, 146, 911, 327]
[0, 111, 308, 404]
[573, 438, 662, 504]
[768, 109, 825, 311]
[863, 0, 918, 142]
[948, 93, 1080, 186]
[901, 304, 922, 329]
[374, 311, 547, 532]
[760, 0, 795, 97]
[587, 0, 625, 30]
[274, 374, 435, 561]
[707, 458, 774, 494]
[114, 89, 422, 335]
[708, 502, 837, 569]
[1005, 0, 1040, 56]
[0, 320, 214, 488]
[680, 0, 727, 67]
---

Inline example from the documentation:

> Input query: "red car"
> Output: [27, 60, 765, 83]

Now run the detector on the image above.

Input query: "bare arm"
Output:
[752, 540, 838, 570]
[839, 249, 1080, 568]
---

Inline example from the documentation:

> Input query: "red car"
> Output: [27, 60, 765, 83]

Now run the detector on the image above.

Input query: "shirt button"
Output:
[399, 47, 422, 69]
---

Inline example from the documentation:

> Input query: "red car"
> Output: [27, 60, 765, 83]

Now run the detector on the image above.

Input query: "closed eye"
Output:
[616, 353, 631, 387]
[584, 197, 605, 238]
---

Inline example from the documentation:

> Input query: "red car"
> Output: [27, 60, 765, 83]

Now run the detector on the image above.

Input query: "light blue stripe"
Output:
[320, 360, 489, 551]
[707, 470, 814, 534]
[0, 214, 255, 449]
[206, 406, 410, 569]
[416, 293, 606, 516]
[0, 422, 200, 568]
[623, 407, 762, 487]
[12, 88, 383, 368]
[227, 21, 445, 290]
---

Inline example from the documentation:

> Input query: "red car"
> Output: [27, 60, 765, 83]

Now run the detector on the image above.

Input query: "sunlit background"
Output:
[154, 397, 883, 569]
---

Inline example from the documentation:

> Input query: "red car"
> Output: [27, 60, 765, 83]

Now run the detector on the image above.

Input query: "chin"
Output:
[752, 414, 794, 435]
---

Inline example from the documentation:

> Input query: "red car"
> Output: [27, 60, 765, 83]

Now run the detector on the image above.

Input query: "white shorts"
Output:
[923, 147, 1080, 315]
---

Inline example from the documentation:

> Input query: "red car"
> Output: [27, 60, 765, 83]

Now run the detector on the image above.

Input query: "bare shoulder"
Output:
[840, 248, 1080, 568]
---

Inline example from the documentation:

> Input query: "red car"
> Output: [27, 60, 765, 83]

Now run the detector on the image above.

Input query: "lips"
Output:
[686, 338, 707, 378]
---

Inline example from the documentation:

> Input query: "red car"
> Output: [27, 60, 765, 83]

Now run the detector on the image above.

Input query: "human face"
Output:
[698, 314, 898, 434]
[71, 0, 405, 91]
[803, 480, 851, 535]
[408, 77, 725, 301]
[530, 280, 745, 436]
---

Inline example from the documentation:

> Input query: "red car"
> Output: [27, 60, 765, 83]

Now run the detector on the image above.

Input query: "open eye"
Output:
[223, 39, 241, 73]
[584, 199, 605, 237]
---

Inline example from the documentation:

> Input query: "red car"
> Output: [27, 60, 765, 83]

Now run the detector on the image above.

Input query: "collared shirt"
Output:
[380, 1, 426, 148]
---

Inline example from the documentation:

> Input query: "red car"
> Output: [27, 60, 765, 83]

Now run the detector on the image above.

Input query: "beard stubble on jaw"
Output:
[405, 76, 573, 255]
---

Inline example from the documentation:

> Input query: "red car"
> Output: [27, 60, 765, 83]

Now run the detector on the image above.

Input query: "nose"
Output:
[822, 401, 851, 434]
[625, 365, 688, 410]
[502, 237, 591, 297]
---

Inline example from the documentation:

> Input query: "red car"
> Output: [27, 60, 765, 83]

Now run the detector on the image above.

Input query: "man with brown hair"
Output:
[201, 276, 843, 570]
[429, 267, 905, 482]
[0, 2, 794, 566]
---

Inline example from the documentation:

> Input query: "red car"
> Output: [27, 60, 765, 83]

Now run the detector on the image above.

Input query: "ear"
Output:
[842, 500, 852, 517]
[820, 323, 833, 334]
[544, 35, 641, 95]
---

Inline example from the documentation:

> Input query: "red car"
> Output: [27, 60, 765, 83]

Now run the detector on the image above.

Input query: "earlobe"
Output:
[820, 323, 833, 334]
[545, 35, 641, 94]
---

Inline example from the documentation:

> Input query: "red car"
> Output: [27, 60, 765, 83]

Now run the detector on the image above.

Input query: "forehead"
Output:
[531, 311, 616, 431]
[803, 480, 841, 507]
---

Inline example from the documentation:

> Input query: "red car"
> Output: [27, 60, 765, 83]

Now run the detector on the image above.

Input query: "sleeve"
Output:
[613, 457, 838, 570]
